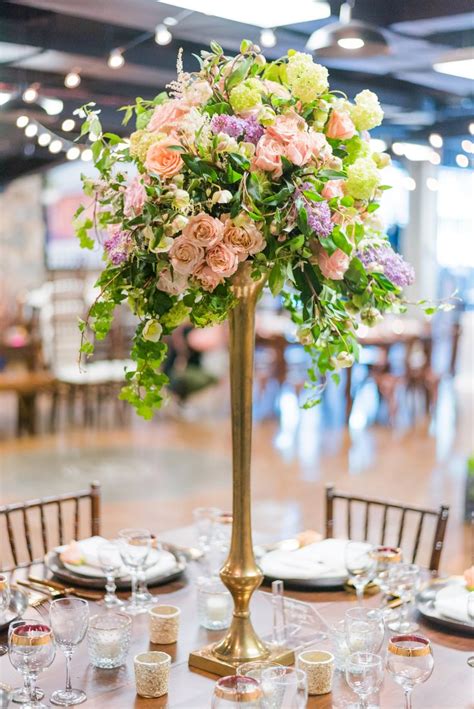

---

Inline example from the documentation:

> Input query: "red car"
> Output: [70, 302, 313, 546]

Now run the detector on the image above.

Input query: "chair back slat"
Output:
[0, 482, 101, 572]
[325, 485, 449, 571]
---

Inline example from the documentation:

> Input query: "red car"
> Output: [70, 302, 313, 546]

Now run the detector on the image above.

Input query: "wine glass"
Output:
[261, 667, 308, 708]
[386, 634, 434, 709]
[370, 546, 402, 598]
[98, 540, 123, 608]
[345, 607, 385, 654]
[9, 622, 55, 709]
[118, 528, 152, 615]
[193, 507, 221, 555]
[345, 542, 377, 603]
[387, 564, 420, 633]
[0, 574, 11, 619]
[8, 620, 46, 705]
[49, 598, 89, 706]
[211, 675, 262, 708]
[345, 652, 384, 709]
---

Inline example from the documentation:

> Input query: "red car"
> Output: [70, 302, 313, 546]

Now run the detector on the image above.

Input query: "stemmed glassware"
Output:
[345, 607, 385, 654]
[261, 667, 308, 708]
[8, 620, 46, 705]
[9, 622, 55, 709]
[211, 675, 262, 708]
[118, 528, 152, 615]
[386, 634, 434, 709]
[370, 546, 402, 599]
[345, 542, 377, 603]
[345, 652, 384, 709]
[49, 598, 89, 706]
[98, 540, 123, 608]
[387, 564, 420, 633]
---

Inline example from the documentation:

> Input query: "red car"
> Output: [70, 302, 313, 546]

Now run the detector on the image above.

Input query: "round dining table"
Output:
[1, 563, 472, 708]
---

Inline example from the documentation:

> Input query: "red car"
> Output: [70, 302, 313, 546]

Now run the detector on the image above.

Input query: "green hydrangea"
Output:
[346, 157, 380, 200]
[161, 302, 191, 330]
[229, 79, 262, 114]
[286, 52, 328, 103]
[129, 130, 159, 163]
[344, 135, 371, 165]
[350, 90, 383, 131]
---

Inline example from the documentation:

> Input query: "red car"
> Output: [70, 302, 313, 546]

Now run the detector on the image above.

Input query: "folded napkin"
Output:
[435, 581, 471, 624]
[58, 536, 177, 580]
[259, 538, 348, 580]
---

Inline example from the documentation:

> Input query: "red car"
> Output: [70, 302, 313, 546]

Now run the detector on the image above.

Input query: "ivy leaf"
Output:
[268, 262, 285, 296]
[302, 189, 324, 202]
[331, 227, 353, 256]
[367, 202, 380, 213]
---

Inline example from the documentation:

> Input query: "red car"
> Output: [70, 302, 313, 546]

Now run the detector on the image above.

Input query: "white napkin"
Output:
[435, 581, 471, 624]
[57, 536, 177, 580]
[259, 538, 348, 580]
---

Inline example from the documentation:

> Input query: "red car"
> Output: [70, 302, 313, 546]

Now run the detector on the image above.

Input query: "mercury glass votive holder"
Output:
[87, 612, 132, 668]
[134, 651, 171, 699]
[197, 577, 233, 630]
[149, 605, 181, 644]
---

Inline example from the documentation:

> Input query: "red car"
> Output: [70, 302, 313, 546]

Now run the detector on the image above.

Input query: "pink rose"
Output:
[322, 179, 345, 200]
[182, 213, 224, 248]
[317, 247, 350, 280]
[145, 138, 183, 179]
[206, 242, 239, 278]
[325, 110, 356, 140]
[124, 176, 146, 217]
[157, 268, 188, 295]
[308, 131, 332, 162]
[194, 263, 223, 292]
[148, 99, 190, 133]
[264, 80, 291, 100]
[169, 235, 204, 275]
[222, 216, 266, 262]
[252, 134, 284, 178]
[267, 112, 305, 143]
[285, 132, 313, 166]
[184, 80, 213, 106]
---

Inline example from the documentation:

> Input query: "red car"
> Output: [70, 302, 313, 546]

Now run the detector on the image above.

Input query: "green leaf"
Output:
[288, 234, 305, 252]
[302, 189, 324, 202]
[225, 56, 253, 92]
[204, 102, 231, 116]
[340, 195, 354, 208]
[344, 257, 368, 294]
[331, 227, 353, 256]
[319, 169, 346, 179]
[367, 202, 380, 213]
[268, 262, 285, 296]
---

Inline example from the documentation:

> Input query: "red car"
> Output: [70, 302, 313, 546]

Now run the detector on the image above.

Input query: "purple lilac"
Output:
[296, 182, 333, 239]
[242, 117, 264, 145]
[104, 228, 133, 266]
[358, 245, 415, 287]
[210, 114, 245, 138]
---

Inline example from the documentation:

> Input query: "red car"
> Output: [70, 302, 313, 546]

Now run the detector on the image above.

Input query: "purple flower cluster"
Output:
[104, 228, 133, 266]
[358, 246, 415, 287]
[296, 183, 333, 239]
[210, 114, 264, 145]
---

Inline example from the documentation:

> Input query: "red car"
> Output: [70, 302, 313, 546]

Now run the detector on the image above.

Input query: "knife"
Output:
[28, 576, 102, 601]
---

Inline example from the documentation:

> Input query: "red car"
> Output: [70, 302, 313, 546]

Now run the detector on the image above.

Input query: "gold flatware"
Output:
[17, 580, 57, 600]
[28, 576, 101, 602]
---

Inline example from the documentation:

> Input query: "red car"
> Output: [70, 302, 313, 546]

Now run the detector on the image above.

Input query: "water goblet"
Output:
[0, 573, 11, 619]
[8, 620, 46, 705]
[345, 607, 385, 654]
[370, 546, 402, 598]
[345, 542, 377, 603]
[193, 507, 221, 555]
[211, 675, 262, 708]
[345, 651, 384, 709]
[386, 634, 434, 709]
[118, 528, 152, 615]
[98, 540, 123, 608]
[387, 564, 420, 633]
[237, 660, 284, 682]
[49, 598, 89, 706]
[9, 622, 55, 709]
[261, 667, 308, 709]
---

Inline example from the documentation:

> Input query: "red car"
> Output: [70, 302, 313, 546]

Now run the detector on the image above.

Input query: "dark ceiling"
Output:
[0, 0, 473, 184]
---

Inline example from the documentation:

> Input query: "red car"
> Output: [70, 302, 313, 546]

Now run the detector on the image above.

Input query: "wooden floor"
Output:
[1, 371, 472, 575]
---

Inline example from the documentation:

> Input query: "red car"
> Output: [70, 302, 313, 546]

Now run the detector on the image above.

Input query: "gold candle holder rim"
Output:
[388, 635, 432, 657]
[134, 651, 171, 667]
[149, 605, 181, 618]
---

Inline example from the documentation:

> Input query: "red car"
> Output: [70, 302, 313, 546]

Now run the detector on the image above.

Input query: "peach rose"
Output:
[206, 242, 239, 278]
[148, 99, 190, 133]
[317, 246, 350, 280]
[184, 80, 213, 106]
[285, 132, 313, 166]
[194, 263, 223, 292]
[222, 216, 266, 261]
[264, 80, 291, 100]
[309, 131, 332, 162]
[182, 213, 224, 248]
[169, 235, 204, 275]
[267, 111, 305, 143]
[145, 138, 183, 179]
[252, 134, 284, 178]
[322, 179, 345, 200]
[124, 176, 146, 217]
[157, 268, 188, 295]
[325, 110, 356, 140]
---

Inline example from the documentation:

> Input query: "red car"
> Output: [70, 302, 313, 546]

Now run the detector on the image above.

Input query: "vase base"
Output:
[188, 643, 294, 677]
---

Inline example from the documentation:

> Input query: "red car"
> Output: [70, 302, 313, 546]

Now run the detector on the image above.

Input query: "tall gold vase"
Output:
[189, 262, 293, 675]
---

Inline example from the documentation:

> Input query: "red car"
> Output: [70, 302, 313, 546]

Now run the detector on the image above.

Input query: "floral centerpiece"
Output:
[76, 40, 416, 418]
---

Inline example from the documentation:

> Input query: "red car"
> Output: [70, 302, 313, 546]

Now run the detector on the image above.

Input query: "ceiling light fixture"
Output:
[428, 133, 443, 149]
[456, 153, 469, 168]
[49, 139, 63, 154]
[66, 146, 81, 160]
[61, 118, 75, 132]
[469, 123, 474, 135]
[22, 84, 39, 103]
[38, 132, 51, 147]
[81, 148, 93, 161]
[24, 123, 38, 137]
[306, 0, 388, 57]
[108, 49, 125, 69]
[16, 115, 29, 128]
[260, 28, 277, 48]
[155, 24, 172, 45]
[65, 70, 81, 89]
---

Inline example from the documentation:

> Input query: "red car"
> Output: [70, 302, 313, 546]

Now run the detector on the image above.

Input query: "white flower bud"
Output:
[211, 189, 233, 204]
[142, 319, 162, 343]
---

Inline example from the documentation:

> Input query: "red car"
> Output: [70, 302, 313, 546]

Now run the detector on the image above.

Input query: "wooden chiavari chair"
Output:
[0, 482, 101, 572]
[325, 484, 449, 572]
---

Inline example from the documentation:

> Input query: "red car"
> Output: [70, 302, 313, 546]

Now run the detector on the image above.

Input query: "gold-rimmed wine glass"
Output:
[386, 634, 434, 709]
[9, 622, 55, 709]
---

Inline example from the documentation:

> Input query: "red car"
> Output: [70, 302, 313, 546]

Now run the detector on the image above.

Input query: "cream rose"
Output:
[169, 235, 204, 275]
[145, 138, 183, 179]
[156, 268, 188, 295]
[206, 242, 239, 278]
[222, 216, 266, 262]
[194, 263, 223, 292]
[182, 213, 224, 248]
[285, 132, 313, 166]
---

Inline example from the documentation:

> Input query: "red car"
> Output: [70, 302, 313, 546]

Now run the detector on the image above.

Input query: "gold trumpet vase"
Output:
[189, 262, 294, 675]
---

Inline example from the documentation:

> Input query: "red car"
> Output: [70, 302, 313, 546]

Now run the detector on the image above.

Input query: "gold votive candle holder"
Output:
[149, 605, 180, 644]
[134, 651, 171, 698]
[297, 650, 334, 695]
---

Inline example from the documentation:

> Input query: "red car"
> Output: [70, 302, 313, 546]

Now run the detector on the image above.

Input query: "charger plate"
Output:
[416, 580, 474, 636]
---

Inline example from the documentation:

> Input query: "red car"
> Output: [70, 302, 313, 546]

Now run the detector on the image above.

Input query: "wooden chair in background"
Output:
[0, 481, 101, 572]
[325, 484, 449, 572]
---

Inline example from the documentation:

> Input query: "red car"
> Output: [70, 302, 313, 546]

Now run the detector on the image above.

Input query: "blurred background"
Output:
[0, 0, 473, 572]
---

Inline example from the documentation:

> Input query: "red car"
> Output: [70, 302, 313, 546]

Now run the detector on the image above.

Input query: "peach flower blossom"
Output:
[145, 138, 183, 179]
[206, 242, 239, 278]
[309, 131, 332, 161]
[264, 80, 291, 100]
[182, 213, 224, 248]
[157, 268, 188, 295]
[285, 132, 313, 166]
[222, 216, 266, 261]
[169, 235, 204, 275]
[252, 134, 285, 178]
[318, 246, 350, 280]
[123, 176, 146, 216]
[267, 111, 305, 143]
[184, 80, 213, 106]
[194, 263, 223, 292]
[325, 110, 356, 140]
[148, 99, 190, 133]
[322, 179, 345, 200]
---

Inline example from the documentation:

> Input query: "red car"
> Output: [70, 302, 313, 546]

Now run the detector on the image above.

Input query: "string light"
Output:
[429, 152, 441, 165]
[38, 132, 51, 147]
[64, 71, 81, 88]
[260, 28, 277, 48]
[81, 148, 93, 161]
[428, 133, 443, 148]
[337, 37, 365, 50]
[154, 24, 172, 45]
[24, 123, 38, 137]
[402, 176, 416, 191]
[426, 177, 439, 191]
[456, 153, 468, 168]
[66, 146, 81, 160]
[49, 139, 63, 154]
[469, 123, 474, 135]
[107, 49, 125, 69]
[61, 119, 75, 132]
[16, 115, 29, 128]
[22, 84, 39, 103]
[461, 139, 474, 154]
